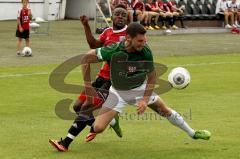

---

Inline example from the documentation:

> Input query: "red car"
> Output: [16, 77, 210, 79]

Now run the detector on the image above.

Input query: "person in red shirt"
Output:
[156, 0, 178, 29]
[145, 0, 161, 29]
[49, 5, 128, 152]
[156, 0, 170, 29]
[133, 0, 150, 29]
[16, 0, 32, 56]
[166, 0, 182, 29]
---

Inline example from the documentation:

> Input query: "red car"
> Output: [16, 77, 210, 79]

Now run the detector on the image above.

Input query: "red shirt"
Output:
[145, 3, 158, 11]
[17, 8, 30, 30]
[133, 1, 145, 11]
[145, 3, 152, 11]
[98, 25, 127, 80]
[156, 1, 167, 11]
[111, 0, 131, 9]
[167, 1, 177, 12]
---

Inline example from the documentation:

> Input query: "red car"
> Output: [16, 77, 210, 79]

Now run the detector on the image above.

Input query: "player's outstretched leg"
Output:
[86, 115, 123, 142]
[148, 97, 211, 140]
[49, 103, 98, 151]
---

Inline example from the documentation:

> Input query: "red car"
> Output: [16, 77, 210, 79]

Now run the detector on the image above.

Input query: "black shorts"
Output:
[92, 76, 111, 90]
[16, 29, 29, 39]
[92, 76, 111, 101]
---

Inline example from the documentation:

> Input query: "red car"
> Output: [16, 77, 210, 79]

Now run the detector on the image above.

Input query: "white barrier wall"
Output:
[65, 0, 96, 19]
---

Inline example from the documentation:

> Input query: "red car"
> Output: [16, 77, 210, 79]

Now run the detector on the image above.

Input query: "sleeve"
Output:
[95, 43, 118, 61]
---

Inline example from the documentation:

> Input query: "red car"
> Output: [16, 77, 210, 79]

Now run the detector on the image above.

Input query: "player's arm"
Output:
[137, 69, 156, 114]
[80, 15, 104, 49]
[80, 49, 100, 103]
[17, 10, 23, 32]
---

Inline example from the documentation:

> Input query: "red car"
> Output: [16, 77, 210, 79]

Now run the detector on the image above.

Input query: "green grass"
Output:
[0, 20, 240, 159]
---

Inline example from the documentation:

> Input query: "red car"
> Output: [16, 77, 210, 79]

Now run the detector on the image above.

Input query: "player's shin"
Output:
[166, 109, 195, 137]
[62, 114, 92, 148]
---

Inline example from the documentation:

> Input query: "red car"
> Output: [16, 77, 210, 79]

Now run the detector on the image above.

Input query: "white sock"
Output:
[109, 118, 116, 126]
[166, 109, 195, 137]
[67, 133, 75, 140]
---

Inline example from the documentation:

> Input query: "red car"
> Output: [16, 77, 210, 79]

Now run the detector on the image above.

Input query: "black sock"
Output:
[61, 137, 73, 148]
[62, 114, 91, 148]
[86, 114, 95, 126]
[90, 125, 96, 133]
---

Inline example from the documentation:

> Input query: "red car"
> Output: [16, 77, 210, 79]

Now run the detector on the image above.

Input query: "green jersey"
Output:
[96, 41, 154, 90]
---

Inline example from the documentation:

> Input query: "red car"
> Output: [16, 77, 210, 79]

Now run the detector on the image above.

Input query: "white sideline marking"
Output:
[0, 61, 240, 79]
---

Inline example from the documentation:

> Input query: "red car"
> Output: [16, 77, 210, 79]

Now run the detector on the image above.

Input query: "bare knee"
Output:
[94, 124, 107, 133]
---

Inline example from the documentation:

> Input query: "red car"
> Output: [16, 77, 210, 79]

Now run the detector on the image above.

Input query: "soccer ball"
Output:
[168, 67, 190, 89]
[22, 47, 32, 57]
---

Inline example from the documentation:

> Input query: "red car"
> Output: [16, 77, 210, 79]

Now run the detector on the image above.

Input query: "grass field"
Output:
[0, 20, 240, 159]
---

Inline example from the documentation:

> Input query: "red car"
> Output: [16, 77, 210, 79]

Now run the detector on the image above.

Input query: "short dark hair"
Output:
[114, 4, 127, 10]
[126, 22, 146, 38]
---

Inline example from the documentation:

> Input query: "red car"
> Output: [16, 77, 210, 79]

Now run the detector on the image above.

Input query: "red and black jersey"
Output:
[167, 1, 177, 12]
[145, 3, 152, 11]
[111, 0, 132, 9]
[98, 26, 127, 80]
[17, 8, 30, 30]
[145, 2, 158, 11]
[156, 1, 170, 12]
[99, 26, 127, 47]
[133, 1, 145, 11]
[156, 1, 166, 11]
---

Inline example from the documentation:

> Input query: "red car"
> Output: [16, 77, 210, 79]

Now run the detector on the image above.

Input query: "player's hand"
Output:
[80, 15, 89, 26]
[19, 27, 24, 33]
[137, 99, 148, 115]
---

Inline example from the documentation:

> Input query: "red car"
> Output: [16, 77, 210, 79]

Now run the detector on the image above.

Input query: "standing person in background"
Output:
[16, 0, 32, 56]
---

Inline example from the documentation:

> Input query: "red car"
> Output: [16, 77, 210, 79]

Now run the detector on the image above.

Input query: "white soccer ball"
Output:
[168, 67, 191, 89]
[22, 47, 32, 57]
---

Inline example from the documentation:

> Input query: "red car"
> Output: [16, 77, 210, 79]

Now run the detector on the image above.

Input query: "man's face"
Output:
[127, 34, 146, 52]
[22, 0, 28, 8]
[112, 8, 128, 29]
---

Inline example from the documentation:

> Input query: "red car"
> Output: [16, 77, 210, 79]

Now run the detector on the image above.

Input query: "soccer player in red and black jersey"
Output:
[49, 5, 128, 152]
[16, 0, 32, 56]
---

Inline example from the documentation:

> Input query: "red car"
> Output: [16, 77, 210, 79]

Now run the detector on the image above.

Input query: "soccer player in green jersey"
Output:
[81, 22, 211, 143]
